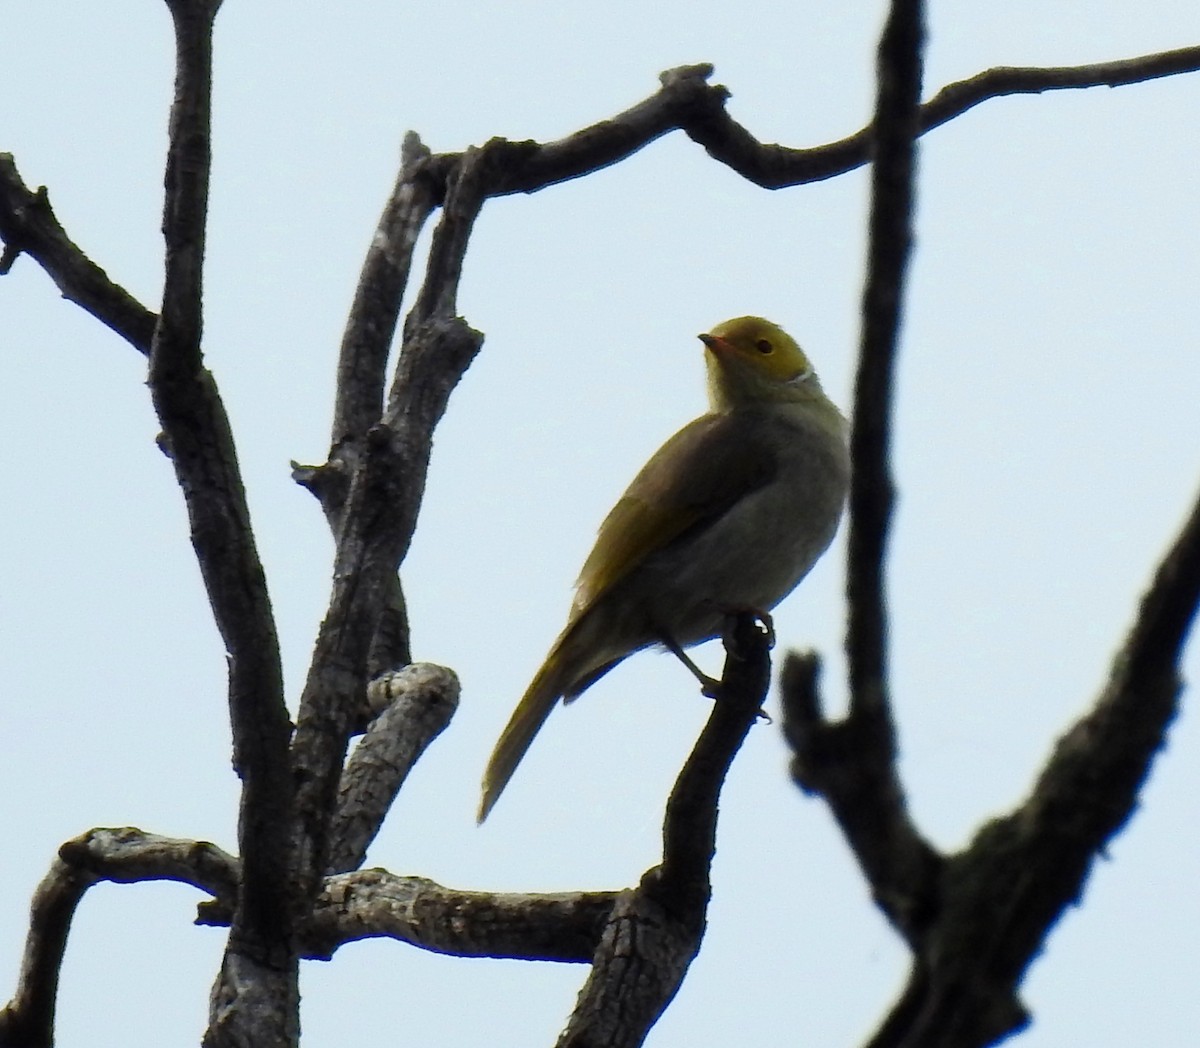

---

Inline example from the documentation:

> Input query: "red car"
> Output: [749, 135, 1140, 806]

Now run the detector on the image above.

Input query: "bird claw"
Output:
[759, 611, 777, 649]
[720, 606, 775, 657]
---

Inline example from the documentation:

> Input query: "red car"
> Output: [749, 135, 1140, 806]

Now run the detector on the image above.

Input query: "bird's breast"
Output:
[638, 408, 849, 645]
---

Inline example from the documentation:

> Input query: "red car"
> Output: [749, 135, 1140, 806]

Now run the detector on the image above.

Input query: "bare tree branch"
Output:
[325, 664, 460, 875]
[151, 0, 291, 952]
[783, 0, 941, 950]
[917, 44, 1200, 138]
[1118, 487, 1200, 684]
[654, 614, 772, 909]
[146, 2, 297, 1045]
[782, 653, 943, 944]
[697, 43, 1200, 188]
[289, 148, 489, 900]
[296, 871, 616, 962]
[783, 9, 1200, 1045]
[6, 46, 1199, 356]
[3, 10, 1198, 1044]
[331, 133, 444, 458]
[0, 859, 94, 1048]
[848, 0, 920, 719]
[0, 154, 157, 352]
[365, 576, 414, 680]
[405, 46, 1200, 198]
[866, 484, 1200, 1048]
[557, 614, 771, 1048]
[0, 829, 237, 1048]
[472, 64, 727, 194]
[290, 135, 446, 730]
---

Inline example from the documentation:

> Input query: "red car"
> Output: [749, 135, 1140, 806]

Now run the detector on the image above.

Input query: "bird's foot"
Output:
[658, 610, 774, 710]
[717, 608, 775, 719]
[719, 606, 776, 656]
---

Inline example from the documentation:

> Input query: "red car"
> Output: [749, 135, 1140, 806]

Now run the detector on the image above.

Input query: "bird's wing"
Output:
[571, 413, 777, 617]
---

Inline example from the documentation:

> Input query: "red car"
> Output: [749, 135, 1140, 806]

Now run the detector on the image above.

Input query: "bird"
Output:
[478, 316, 850, 822]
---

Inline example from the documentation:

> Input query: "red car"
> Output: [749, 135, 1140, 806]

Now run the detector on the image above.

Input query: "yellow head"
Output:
[698, 316, 821, 410]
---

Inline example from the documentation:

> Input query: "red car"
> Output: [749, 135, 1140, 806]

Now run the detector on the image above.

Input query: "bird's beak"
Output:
[698, 333, 731, 354]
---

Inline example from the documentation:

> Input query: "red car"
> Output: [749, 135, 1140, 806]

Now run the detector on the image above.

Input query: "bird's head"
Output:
[699, 316, 823, 410]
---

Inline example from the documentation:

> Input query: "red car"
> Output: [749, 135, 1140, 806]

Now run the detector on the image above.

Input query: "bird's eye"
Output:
[755, 338, 773, 355]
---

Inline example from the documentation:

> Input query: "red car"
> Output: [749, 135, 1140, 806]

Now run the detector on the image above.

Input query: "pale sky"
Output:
[3, 3, 1200, 1046]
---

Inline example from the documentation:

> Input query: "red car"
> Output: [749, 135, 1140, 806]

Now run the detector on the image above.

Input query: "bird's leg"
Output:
[658, 609, 775, 704]
[657, 631, 724, 698]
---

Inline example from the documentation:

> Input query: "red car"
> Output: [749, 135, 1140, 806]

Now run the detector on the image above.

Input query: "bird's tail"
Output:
[478, 635, 577, 823]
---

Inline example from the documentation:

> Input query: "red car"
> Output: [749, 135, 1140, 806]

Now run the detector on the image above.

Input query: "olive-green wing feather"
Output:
[571, 413, 777, 618]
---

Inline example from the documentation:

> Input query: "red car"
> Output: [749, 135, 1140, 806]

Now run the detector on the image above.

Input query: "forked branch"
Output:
[2, 7, 1199, 1047]
[782, 5, 1200, 1046]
